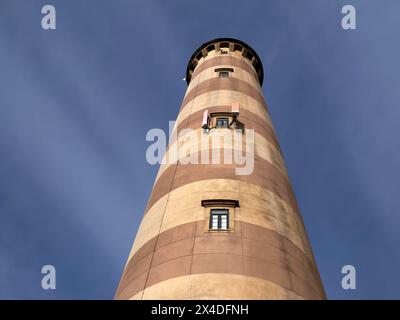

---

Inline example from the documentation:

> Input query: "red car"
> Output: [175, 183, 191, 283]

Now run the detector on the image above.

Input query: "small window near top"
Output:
[209, 209, 229, 230]
[221, 49, 229, 55]
[219, 71, 229, 78]
[216, 117, 229, 128]
[215, 68, 233, 79]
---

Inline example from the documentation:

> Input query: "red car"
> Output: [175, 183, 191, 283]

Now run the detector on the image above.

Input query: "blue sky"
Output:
[1, 0, 400, 299]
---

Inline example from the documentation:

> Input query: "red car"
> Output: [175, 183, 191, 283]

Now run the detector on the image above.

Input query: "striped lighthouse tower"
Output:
[115, 38, 326, 300]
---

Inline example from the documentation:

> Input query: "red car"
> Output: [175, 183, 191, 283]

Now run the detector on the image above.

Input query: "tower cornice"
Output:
[186, 38, 264, 86]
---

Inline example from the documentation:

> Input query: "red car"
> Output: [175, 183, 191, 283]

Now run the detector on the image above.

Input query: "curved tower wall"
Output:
[115, 38, 326, 300]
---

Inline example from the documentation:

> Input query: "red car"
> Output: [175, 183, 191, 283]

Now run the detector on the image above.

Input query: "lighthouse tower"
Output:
[115, 38, 325, 300]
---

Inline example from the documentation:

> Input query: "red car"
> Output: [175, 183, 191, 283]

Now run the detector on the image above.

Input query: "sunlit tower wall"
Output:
[115, 38, 326, 300]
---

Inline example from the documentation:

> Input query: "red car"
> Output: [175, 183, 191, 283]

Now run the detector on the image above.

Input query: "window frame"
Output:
[218, 71, 229, 78]
[209, 208, 230, 230]
[220, 48, 229, 55]
[215, 68, 233, 79]
[216, 117, 229, 128]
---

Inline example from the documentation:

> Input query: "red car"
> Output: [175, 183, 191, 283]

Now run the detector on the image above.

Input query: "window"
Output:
[219, 71, 229, 78]
[209, 209, 229, 230]
[206, 44, 215, 53]
[216, 117, 229, 128]
[220, 48, 229, 55]
[202, 199, 239, 232]
[234, 43, 242, 52]
[215, 68, 233, 79]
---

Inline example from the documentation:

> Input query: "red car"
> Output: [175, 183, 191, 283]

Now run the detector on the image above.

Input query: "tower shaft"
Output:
[115, 38, 325, 300]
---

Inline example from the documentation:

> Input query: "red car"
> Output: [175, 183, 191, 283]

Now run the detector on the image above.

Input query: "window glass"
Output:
[216, 117, 229, 128]
[210, 209, 229, 230]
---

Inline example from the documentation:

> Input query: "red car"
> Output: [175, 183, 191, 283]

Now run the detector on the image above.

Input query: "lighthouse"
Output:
[115, 38, 325, 300]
